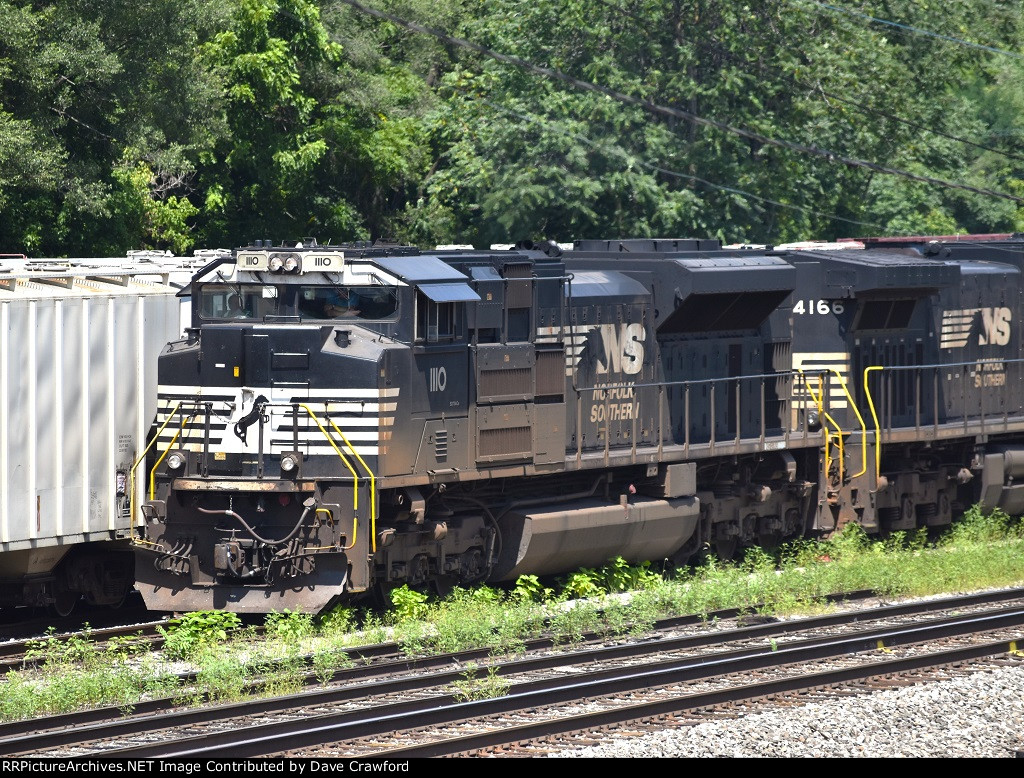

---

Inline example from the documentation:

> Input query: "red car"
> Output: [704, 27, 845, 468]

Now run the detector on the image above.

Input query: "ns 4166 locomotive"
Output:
[131, 235, 1024, 613]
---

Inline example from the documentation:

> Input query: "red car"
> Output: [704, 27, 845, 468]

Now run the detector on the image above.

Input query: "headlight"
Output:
[280, 453, 299, 473]
[166, 451, 186, 470]
[268, 252, 300, 273]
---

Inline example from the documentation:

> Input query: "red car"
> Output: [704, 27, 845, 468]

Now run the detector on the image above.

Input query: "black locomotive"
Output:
[131, 235, 1024, 613]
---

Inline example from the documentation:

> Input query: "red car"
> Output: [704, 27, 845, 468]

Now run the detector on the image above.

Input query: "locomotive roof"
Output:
[567, 270, 650, 298]
[373, 255, 474, 282]
[782, 247, 961, 294]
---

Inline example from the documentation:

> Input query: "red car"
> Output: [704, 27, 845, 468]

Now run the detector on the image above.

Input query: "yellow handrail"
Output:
[798, 370, 829, 475]
[298, 403, 360, 512]
[800, 370, 845, 483]
[149, 420, 192, 500]
[863, 366, 884, 485]
[830, 368, 868, 478]
[316, 506, 358, 551]
[324, 414, 378, 553]
[129, 401, 182, 538]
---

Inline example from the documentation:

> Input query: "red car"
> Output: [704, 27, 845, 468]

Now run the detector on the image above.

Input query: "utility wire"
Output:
[278, 3, 884, 232]
[333, 0, 1024, 204]
[784, 0, 1024, 61]
[467, 94, 888, 233]
[591, 0, 1024, 164]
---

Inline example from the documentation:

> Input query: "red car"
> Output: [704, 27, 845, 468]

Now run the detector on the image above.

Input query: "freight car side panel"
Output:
[0, 281, 184, 551]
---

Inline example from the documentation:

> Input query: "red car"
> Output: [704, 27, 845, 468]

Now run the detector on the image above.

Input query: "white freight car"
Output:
[0, 252, 209, 613]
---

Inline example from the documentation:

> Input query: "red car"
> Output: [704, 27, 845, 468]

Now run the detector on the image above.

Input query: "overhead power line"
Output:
[785, 0, 1024, 61]
[470, 95, 887, 232]
[591, 0, 1024, 165]
[333, 0, 1024, 205]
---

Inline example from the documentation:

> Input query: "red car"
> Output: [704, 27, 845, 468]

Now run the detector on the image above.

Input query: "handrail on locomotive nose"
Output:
[141, 396, 377, 552]
[129, 401, 183, 539]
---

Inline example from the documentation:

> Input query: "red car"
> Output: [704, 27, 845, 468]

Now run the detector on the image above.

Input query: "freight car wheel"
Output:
[50, 584, 78, 618]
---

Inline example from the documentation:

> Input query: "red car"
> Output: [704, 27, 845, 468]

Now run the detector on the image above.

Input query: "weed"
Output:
[549, 601, 602, 647]
[318, 605, 356, 635]
[511, 574, 553, 603]
[599, 557, 662, 592]
[312, 647, 353, 685]
[559, 569, 603, 599]
[389, 585, 430, 623]
[450, 663, 511, 702]
[195, 651, 248, 702]
[26, 626, 98, 670]
[158, 611, 242, 661]
[256, 651, 305, 698]
[264, 610, 314, 641]
[106, 633, 150, 662]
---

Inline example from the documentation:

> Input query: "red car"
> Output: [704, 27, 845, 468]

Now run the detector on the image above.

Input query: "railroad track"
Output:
[0, 620, 171, 674]
[6, 588, 1024, 758]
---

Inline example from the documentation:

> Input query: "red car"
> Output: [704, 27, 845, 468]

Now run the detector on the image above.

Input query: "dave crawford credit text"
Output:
[1, 762, 411, 773]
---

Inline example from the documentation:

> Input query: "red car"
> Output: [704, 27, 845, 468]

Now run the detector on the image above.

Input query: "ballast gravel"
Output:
[548, 663, 1024, 757]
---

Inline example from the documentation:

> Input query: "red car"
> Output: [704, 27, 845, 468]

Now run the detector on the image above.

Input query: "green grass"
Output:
[3, 504, 1023, 722]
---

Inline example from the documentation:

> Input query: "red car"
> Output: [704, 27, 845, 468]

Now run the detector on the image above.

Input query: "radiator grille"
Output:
[479, 426, 531, 459]
[479, 367, 532, 399]
[535, 350, 565, 397]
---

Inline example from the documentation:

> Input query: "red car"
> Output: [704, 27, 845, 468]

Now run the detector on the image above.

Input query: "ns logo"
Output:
[978, 307, 1012, 346]
[941, 307, 1012, 349]
[594, 323, 646, 376]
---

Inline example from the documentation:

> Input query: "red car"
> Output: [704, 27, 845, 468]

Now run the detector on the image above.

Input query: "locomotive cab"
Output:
[134, 243, 419, 612]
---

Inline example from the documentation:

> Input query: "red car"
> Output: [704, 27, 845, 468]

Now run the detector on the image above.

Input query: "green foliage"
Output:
[3, 1, 1024, 253]
[3, 503, 1024, 723]
[317, 604, 357, 635]
[450, 663, 511, 702]
[559, 569, 604, 599]
[548, 601, 603, 647]
[195, 652, 249, 702]
[105, 632, 151, 662]
[25, 625, 98, 670]
[312, 646, 354, 685]
[158, 610, 242, 661]
[598, 557, 663, 592]
[942, 505, 1024, 545]
[511, 574, 554, 603]
[264, 609, 314, 641]
[254, 650, 306, 698]
[388, 584, 430, 623]
[557, 557, 662, 598]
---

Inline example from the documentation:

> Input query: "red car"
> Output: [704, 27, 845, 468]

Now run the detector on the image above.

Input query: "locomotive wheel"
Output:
[713, 538, 738, 561]
[431, 574, 457, 599]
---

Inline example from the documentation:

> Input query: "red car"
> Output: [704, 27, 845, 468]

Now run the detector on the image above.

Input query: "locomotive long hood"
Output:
[789, 249, 961, 296]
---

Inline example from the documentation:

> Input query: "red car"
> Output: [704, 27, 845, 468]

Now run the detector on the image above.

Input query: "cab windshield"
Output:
[198, 283, 398, 321]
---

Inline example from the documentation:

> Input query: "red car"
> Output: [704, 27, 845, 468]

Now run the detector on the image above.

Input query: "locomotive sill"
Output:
[171, 478, 316, 492]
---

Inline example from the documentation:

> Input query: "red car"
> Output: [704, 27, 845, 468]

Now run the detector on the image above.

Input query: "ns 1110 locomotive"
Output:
[131, 235, 1024, 613]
